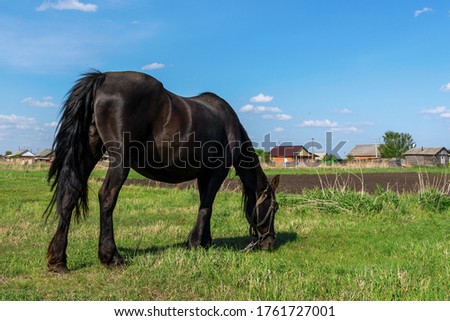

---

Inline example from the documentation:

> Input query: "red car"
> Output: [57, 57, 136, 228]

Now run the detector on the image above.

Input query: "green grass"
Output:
[0, 167, 449, 300]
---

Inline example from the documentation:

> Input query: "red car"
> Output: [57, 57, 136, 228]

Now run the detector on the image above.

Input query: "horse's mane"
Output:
[234, 125, 267, 219]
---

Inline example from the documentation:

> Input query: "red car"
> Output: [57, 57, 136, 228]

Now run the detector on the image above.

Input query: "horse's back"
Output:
[93, 71, 249, 175]
[96, 72, 238, 130]
[93, 71, 165, 138]
[103, 71, 163, 91]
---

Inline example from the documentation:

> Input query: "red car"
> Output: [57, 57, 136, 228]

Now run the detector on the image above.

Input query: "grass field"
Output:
[0, 165, 449, 300]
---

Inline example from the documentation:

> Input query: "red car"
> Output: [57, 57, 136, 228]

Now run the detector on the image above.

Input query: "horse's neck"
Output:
[235, 125, 269, 195]
[254, 165, 269, 194]
[237, 164, 268, 196]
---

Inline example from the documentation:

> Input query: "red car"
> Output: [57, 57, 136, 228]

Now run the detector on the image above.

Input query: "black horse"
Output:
[45, 71, 280, 273]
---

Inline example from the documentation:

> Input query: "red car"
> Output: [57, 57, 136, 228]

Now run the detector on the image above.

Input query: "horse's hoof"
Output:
[101, 254, 125, 269]
[202, 240, 212, 249]
[186, 238, 211, 250]
[186, 239, 195, 250]
[48, 263, 69, 274]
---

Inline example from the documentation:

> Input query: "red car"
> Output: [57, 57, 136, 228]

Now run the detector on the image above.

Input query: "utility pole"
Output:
[374, 138, 379, 158]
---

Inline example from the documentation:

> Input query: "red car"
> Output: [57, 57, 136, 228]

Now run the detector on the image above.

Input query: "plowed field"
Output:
[125, 172, 449, 194]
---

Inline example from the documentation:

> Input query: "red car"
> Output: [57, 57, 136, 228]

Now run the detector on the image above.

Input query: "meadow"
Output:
[0, 164, 449, 300]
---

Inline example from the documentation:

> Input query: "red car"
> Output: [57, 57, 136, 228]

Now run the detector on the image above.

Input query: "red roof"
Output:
[270, 145, 305, 157]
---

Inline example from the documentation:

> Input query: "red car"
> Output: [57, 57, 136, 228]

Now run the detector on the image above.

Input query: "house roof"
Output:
[35, 148, 54, 158]
[22, 151, 35, 157]
[404, 147, 449, 156]
[348, 144, 380, 157]
[10, 149, 28, 156]
[7, 149, 33, 158]
[270, 145, 307, 158]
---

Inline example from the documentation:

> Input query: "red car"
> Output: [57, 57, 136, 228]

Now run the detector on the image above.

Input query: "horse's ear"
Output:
[271, 175, 280, 191]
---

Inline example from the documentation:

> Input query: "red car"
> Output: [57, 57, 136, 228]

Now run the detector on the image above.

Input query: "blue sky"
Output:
[1, 0, 449, 155]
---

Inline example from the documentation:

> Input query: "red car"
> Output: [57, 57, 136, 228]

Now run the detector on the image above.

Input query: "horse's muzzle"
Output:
[259, 235, 276, 250]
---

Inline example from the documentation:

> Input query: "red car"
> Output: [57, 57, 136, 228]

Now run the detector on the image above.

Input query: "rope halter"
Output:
[242, 184, 279, 252]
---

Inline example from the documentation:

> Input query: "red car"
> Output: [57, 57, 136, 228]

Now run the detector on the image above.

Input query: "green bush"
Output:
[300, 187, 403, 215]
[419, 189, 450, 212]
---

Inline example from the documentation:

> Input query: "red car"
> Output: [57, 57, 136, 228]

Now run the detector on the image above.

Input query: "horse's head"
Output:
[244, 175, 280, 251]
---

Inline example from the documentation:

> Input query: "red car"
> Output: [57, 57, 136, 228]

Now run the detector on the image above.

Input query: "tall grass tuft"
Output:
[417, 171, 450, 212]
[419, 189, 450, 212]
[278, 188, 403, 216]
[277, 170, 450, 215]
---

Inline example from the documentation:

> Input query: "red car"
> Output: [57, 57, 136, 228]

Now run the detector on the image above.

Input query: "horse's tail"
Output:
[44, 71, 106, 222]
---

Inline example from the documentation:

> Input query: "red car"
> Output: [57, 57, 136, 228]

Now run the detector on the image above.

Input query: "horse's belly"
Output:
[132, 166, 201, 184]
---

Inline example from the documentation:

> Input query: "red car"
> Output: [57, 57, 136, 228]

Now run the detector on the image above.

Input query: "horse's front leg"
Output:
[187, 170, 228, 249]
[187, 208, 213, 249]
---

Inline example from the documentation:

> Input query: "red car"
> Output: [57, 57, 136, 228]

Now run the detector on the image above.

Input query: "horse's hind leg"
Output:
[98, 159, 130, 268]
[47, 131, 103, 273]
[47, 200, 75, 273]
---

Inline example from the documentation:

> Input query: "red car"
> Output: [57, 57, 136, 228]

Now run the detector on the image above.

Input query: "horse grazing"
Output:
[45, 71, 280, 273]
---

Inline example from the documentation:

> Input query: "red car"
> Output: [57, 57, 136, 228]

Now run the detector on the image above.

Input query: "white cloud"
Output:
[440, 83, 450, 92]
[44, 121, 59, 127]
[421, 106, 450, 119]
[298, 119, 338, 127]
[414, 7, 433, 17]
[274, 127, 285, 132]
[239, 104, 282, 113]
[37, 0, 98, 12]
[421, 106, 447, 114]
[0, 114, 37, 129]
[262, 106, 282, 113]
[339, 108, 352, 114]
[240, 104, 254, 113]
[250, 93, 274, 103]
[141, 63, 165, 71]
[22, 97, 57, 108]
[330, 126, 358, 133]
[0, 114, 58, 148]
[263, 114, 293, 121]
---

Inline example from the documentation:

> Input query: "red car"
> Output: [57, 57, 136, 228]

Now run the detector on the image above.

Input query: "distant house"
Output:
[348, 144, 381, 160]
[35, 149, 54, 162]
[270, 145, 317, 165]
[314, 152, 327, 161]
[6, 149, 35, 164]
[404, 147, 449, 167]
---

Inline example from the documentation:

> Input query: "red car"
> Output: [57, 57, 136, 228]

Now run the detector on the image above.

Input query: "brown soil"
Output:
[122, 172, 448, 194]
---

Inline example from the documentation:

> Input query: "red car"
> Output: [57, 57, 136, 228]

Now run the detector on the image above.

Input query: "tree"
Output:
[379, 131, 415, 158]
[323, 153, 339, 165]
[254, 148, 271, 163]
